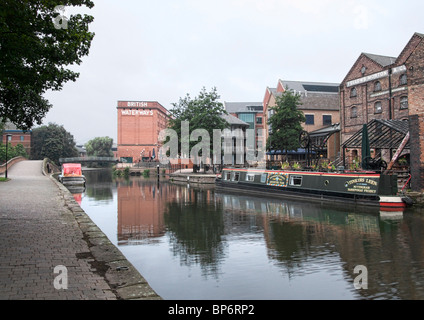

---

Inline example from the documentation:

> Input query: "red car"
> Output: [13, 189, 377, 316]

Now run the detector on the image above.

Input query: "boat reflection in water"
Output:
[79, 171, 424, 300]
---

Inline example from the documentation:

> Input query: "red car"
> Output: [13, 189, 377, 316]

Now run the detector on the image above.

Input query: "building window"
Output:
[305, 114, 314, 125]
[350, 87, 357, 97]
[374, 101, 382, 114]
[400, 74, 407, 86]
[256, 117, 262, 124]
[20, 136, 25, 142]
[323, 115, 332, 126]
[400, 96, 408, 109]
[351, 106, 358, 118]
[374, 81, 382, 92]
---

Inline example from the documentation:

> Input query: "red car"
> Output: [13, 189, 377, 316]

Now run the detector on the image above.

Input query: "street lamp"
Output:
[5, 134, 12, 179]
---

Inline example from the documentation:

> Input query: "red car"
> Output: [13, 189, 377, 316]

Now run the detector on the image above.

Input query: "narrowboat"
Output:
[215, 168, 411, 211]
[58, 163, 86, 187]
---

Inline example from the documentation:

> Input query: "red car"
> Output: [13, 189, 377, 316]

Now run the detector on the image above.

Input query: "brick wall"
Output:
[406, 35, 424, 191]
[117, 101, 168, 163]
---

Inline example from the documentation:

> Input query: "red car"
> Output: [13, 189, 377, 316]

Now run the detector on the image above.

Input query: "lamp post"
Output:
[5, 134, 12, 179]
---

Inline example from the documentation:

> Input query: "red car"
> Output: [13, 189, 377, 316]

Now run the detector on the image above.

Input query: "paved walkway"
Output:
[0, 160, 161, 300]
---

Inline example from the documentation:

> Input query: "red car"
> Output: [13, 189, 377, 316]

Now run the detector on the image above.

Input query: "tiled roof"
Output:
[220, 113, 249, 127]
[363, 53, 397, 67]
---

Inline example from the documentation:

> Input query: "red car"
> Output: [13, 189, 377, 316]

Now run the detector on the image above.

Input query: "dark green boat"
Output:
[216, 168, 410, 211]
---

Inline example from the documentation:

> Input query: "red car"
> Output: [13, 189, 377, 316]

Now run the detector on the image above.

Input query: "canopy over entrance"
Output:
[342, 119, 410, 149]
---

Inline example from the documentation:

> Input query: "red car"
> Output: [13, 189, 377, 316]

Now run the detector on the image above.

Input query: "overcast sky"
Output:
[42, 0, 424, 145]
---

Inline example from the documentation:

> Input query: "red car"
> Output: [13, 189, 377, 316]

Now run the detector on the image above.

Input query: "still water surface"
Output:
[76, 169, 424, 300]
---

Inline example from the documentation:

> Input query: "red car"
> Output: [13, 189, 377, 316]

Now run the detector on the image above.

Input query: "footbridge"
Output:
[59, 157, 119, 164]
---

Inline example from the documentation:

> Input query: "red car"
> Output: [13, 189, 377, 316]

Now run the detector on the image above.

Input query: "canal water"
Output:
[75, 169, 424, 300]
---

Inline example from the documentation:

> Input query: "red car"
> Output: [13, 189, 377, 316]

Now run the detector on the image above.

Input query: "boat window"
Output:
[290, 176, 303, 186]
[233, 172, 240, 182]
[246, 174, 255, 182]
[261, 173, 267, 183]
[225, 172, 231, 181]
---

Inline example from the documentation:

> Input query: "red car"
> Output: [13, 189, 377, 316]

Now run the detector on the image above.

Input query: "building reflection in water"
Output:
[81, 171, 424, 300]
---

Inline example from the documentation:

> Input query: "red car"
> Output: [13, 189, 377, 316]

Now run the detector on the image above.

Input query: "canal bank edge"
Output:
[42, 159, 162, 300]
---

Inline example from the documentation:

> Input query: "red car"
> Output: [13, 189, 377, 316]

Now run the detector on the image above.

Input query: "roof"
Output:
[269, 87, 340, 111]
[220, 113, 249, 127]
[309, 123, 341, 137]
[224, 102, 263, 113]
[362, 53, 397, 67]
[279, 80, 340, 94]
[342, 119, 409, 149]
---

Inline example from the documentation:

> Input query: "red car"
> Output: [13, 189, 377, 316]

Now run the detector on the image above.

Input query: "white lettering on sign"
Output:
[127, 101, 148, 108]
[346, 70, 388, 87]
[121, 109, 154, 116]
[346, 65, 406, 88]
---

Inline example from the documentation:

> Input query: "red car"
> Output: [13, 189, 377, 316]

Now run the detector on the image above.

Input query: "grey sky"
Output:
[42, 0, 424, 145]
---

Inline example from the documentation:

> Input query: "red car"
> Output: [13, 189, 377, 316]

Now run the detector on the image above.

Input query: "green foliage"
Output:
[167, 87, 229, 163]
[143, 169, 150, 177]
[0, 0, 95, 130]
[266, 90, 305, 159]
[30, 123, 78, 164]
[0, 143, 28, 163]
[84, 136, 114, 167]
[85, 137, 114, 157]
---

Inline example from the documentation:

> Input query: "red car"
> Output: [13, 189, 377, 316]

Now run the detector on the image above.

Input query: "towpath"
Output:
[0, 160, 161, 300]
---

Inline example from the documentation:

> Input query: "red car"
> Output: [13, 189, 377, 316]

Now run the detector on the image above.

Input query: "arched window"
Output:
[400, 96, 408, 109]
[350, 87, 357, 97]
[351, 106, 358, 118]
[374, 101, 382, 114]
[400, 74, 407, 86]
[374, 81, 382, 92]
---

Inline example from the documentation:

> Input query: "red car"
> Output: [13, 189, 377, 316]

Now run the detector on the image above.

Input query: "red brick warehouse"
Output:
[117, 101, 169, 163]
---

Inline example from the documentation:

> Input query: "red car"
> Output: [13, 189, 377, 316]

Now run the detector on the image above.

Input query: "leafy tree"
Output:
[31, 123, 78, 164]
[0, 143, 28, 163]
[84, 136, 114, 167]
[266, 89, 305, 160]
[167, 87, 228, 170]
[85, 137, 114, 157]
[0, 0, 95, 130]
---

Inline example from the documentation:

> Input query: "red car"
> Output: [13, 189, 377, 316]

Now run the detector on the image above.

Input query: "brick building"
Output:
[263, 79, 340, 161]
[1, 120, 32, 156]
[339, 32, 424, 190]
[117, 101, 169, 163]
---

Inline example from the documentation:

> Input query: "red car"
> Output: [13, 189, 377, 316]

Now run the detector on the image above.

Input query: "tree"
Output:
[266, 89, 306, 160]
[167, 87, 229, 171]
[0, 0, 95, 130]
[85, 137, 114, 157]
[0, 143, 28, 163]
[31, 123, 78, 164]
[84, 136, 114, 167]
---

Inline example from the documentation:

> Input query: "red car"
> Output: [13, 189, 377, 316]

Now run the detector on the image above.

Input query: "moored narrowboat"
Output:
[215, 168, 411, 210]
[58, 163, 86, 187]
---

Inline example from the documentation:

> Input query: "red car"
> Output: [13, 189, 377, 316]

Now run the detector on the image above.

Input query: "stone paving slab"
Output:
[0, 160, 162, 300]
